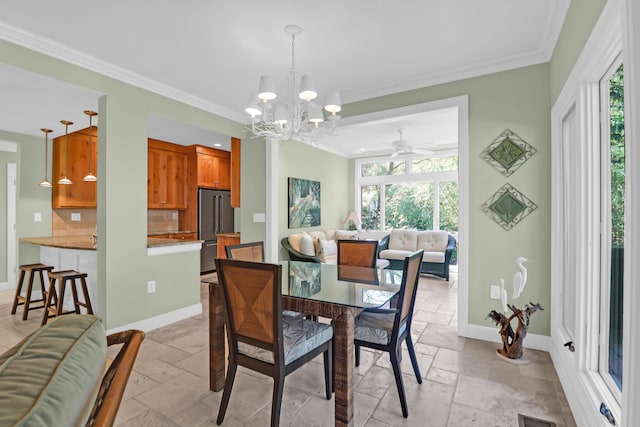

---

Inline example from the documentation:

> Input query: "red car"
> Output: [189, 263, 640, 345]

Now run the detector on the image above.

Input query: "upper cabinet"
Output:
[148, 139, 188, 209]
[52, 126, 98, 208]
[190, 145, 230, 190]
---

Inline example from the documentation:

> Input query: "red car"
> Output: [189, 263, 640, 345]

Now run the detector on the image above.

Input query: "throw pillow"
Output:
[299, 232, 316, 256]
[335, 230, 358, 241]
[314, 238, 326, 262]
[320, 239, 337, 257]
[288, 233, 304, 252]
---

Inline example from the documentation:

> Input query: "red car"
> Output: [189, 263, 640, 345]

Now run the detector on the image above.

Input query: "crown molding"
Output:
[0, 21, 247, 124]
[342, 0, 570, 105]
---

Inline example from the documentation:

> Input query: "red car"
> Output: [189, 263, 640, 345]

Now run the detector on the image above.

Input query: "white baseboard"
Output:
[0, 281, 14, 292]
[458, 323, 552, 352]
[106, 303, 203, 335]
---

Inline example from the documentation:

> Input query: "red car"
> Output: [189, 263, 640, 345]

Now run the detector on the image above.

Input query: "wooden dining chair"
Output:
[214, 258, 333, 427]
[353, 249, 424, 418]
[225, 241, 264, 262]
[337, 239, 379, 268]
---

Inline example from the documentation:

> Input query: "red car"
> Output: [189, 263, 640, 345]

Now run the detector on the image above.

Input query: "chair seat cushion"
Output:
[379, 249, 414, 261]
[423, 251, 445, 263]
[238, 317, 333, 365]
[354, 311, 406, 345]
[0, 315, 107, 427]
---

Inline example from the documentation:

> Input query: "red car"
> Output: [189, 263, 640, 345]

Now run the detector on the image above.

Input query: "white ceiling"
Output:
[0, 0, 569, 157]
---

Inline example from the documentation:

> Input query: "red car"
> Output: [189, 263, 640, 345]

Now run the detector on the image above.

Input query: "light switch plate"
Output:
[253, 213, 266, 223]
[34, 212, 42, 222]
[71, 213, 81, 221]
[490, 285, 501, 300]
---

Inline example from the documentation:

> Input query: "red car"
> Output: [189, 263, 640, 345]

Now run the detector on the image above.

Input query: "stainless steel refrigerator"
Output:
[198, 189, 234, 273]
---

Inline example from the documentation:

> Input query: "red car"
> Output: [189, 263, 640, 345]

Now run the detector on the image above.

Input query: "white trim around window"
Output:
[549, 0, 640, 425]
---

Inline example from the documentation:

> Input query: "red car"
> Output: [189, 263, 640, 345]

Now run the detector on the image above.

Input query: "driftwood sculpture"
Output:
[487, 302, 543, 359]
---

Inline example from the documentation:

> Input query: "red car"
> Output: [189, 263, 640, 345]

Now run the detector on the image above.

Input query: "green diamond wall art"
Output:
[482, 184, 537, 230]
[481, 129, 536, 176]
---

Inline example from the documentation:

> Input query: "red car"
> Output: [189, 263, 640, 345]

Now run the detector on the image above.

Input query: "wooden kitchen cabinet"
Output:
[192, 145, 230, 189]
[52, 126, 98, 208]
[217, 233, 240, 259]
[148, 139, 188, 209]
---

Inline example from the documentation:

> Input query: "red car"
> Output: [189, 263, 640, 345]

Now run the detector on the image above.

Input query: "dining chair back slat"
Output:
[337, 240, 378, 268]
[225, 241, 264, 262]
[221, 263, 277, 345]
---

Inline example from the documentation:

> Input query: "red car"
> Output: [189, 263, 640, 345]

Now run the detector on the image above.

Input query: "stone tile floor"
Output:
[0, 271, 576, 426]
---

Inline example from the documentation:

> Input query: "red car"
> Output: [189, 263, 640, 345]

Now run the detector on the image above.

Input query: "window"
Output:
[356, 156, 458, 232]
[599, 61, 624, 396]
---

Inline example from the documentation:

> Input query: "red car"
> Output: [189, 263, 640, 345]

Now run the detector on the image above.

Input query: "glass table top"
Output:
[281, 261, 403, 309]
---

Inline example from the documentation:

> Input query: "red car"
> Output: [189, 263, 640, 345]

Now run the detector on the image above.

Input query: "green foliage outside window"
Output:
[610, 64, 624, 247]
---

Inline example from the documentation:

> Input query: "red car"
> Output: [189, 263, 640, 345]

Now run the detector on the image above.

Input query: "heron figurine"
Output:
[511, 257, 531, 299]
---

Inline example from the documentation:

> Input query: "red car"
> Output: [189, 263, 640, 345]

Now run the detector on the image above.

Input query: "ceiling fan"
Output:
[388, 129, 435, 158]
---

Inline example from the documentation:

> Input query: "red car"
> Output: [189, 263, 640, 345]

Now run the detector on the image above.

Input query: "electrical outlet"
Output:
[34, 212, 42, 222]
[71, 212, 81, 221]
[172, 211, 178, 220]
[490, 285, 501, 300]
[147, 280, 156, 294]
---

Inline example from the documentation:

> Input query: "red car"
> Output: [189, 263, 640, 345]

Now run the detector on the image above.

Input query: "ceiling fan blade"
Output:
[389, 150, 399, 159]
[414, 148, 435, 155]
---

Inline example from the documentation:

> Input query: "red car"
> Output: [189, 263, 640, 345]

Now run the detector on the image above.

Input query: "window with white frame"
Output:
[599, 59, 624, 399]
[356, 156, 458, 232]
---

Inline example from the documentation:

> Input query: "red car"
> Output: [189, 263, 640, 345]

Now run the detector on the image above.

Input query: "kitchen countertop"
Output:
[147, 230, 197, 236]
[21, 236, 202, 250]
[216, 232, 240, 237]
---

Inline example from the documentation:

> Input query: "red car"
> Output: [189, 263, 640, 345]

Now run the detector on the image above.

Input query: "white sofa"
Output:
[281, 229, 359, 264]
[378, 229, 456, 280]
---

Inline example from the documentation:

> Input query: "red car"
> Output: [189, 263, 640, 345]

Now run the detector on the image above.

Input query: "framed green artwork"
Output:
[482, 184, 537, 231]
[481, 129, 536, 177]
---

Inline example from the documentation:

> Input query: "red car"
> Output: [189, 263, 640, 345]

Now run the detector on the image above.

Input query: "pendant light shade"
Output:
[58, 120, 73, 185]
[83, 110, 97, 182]
[324, 90, 342, 115]
[245, 94, 262, 118]
[298, 74, 318, 101]
[258, 75, 277, 102]
[39, 128, 53, 188]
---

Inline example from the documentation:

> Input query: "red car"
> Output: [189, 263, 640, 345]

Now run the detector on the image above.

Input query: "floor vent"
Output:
[518, 414, 557, 427]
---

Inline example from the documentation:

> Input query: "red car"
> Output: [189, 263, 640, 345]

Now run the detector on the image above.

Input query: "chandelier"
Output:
[245, 25, 341, 145]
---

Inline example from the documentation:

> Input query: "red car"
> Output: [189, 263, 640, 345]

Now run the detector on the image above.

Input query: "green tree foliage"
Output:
[610, 65, 624, 247]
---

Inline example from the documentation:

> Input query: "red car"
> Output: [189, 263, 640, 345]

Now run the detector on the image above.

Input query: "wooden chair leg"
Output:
[10, 270, 26, 315]
[390, 351, 409, 418]
[216, 362, 237, 426]
[323, 340, 332, 400]
[79, 276, 94, 314]
[70, 278, 81, 314]
[22, 272, 37, 320]
[56, 279, 66, 318]
[41, 278, 56, 326]
[406, 334, 422, 384]
[271, 372, 285, 427]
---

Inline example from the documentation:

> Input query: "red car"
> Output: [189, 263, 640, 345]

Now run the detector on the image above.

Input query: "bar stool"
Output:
[41, 270, 94, 326]
[11, 263, 54, 320]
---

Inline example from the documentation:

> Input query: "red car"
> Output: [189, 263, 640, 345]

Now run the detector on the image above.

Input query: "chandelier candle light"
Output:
[83, 110, 97, 182]
[57, 120, 73, 185]
[246, 25, 342, 145]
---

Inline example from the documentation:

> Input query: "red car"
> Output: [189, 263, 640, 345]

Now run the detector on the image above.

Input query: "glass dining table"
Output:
[207, 261, 403, 427]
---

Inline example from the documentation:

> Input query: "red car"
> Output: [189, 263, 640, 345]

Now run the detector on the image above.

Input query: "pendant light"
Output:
[83, 110, 97, 182]
[38, 128, 53, 188]
[57, 120, 73, 185]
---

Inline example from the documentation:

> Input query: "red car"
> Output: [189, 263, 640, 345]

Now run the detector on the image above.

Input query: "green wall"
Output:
[1, 39, 245, 329]
[0, 130, 53, 283]
[550, 0, 607, 102]
[277, 142, 351, 259]
[343, 64, 552, 334]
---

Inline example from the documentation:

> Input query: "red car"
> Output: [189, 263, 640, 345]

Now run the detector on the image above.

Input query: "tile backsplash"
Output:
[52, 209, 96, 237]
[52, 208, 180, 236]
